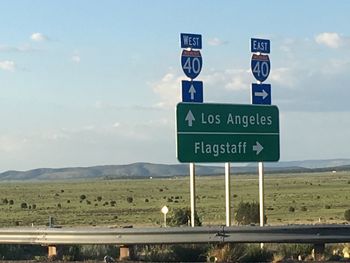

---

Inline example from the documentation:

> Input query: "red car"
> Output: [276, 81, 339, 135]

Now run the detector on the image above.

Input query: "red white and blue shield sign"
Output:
[251, 54, 270, 82]
[181, 50, 202, 80]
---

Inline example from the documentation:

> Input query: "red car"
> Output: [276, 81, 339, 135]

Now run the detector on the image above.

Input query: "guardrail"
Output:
[0, 224, 349, 245]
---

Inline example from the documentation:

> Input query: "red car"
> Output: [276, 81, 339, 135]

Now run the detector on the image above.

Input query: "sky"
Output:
[0, 1, 350, 171]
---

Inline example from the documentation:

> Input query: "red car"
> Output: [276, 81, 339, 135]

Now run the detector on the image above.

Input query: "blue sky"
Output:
[0, 1, 350, 171]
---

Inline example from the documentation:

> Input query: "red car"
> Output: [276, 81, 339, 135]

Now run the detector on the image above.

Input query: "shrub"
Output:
[325, 205, 331, 209]
[235, 201, 267, 225]
[2, 198, 8, 205]
[168, 207, 202, 226]
[207, 243, 246, 262]
[289, 206, 295, 212]
[240, 245, 273, 262]
[136, 244, 174, 262]
[97, 196, 102, 202]
[80, 194, 86, 200]
[126, 197, 133, 203]
[172, 244, 207, 262]
[278, 244, 313, 260]
[301, 206, 307, 211]
[145, 198, 149, 203]
[9, 200, 14, 205]
[20, 202, 28, 209]
[344, 209, 350, 221]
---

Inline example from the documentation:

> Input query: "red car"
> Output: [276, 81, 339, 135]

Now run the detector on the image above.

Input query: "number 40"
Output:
[183, 57, 201, 74]
[253, 61, 269, 77]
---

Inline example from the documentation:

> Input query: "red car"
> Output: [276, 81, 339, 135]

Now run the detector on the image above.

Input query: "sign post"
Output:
[180, 33, 203, 227]
[251, 38, 271, 234]
[225, 162, 231, 226]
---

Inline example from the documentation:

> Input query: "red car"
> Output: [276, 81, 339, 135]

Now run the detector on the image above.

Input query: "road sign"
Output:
[176, 103, 280, 163]
[180, 33, 202, 49]
[182, 80, 203, 103]
[252, 84, 271, 105]
[181, 50, 202, 79]
[251, 38, 270, 54]
[251, 54, 270, 82]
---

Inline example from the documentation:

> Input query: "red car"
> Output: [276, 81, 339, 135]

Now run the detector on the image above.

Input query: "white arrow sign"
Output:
[185, 110, 195, 127]
[253, 141, 264, 155]
[254, 89, 268, 100]
[188, 83, 196, 100]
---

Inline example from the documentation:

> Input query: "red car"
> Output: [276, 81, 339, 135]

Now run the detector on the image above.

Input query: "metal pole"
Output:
[259, 162, 264, 226]
[259, 161, 265, 249]
[190, 162, 196, 227]
[225, 162, 231, 226]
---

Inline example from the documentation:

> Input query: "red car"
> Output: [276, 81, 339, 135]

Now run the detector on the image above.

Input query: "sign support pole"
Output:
[190, 162, 196, 227]
[259, 162, 264, 226]
[259, 161, 265, 248]
[225, 162, 231, 226]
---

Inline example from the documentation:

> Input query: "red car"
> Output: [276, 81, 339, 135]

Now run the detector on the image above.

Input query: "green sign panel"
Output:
[176, 103, 280, 163]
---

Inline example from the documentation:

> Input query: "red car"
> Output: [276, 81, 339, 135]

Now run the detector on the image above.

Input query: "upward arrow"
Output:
[185, 110, 195, 127]
[188, 83, 196, 100]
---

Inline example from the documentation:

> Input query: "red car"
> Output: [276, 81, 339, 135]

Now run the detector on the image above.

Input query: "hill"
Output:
[0, 159, 349, 181]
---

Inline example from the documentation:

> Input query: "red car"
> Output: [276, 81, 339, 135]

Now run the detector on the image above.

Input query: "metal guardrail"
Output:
[0, 225, 349, 245]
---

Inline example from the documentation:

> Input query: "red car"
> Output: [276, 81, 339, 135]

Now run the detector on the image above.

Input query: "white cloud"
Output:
[152, 72, 182, 109]
[208, 37, 228, 46]
[202, 68, 251, 91]
[315, 32, 343, 48]
[30, 32, 49, 42]
[0, 44, 37, 53]
[71, 55, 81, 63]
[0, 60, 16, 71]
[0, 135, 27, 153]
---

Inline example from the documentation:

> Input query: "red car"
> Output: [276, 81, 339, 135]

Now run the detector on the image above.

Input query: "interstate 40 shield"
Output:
[181, 50, 203, 80]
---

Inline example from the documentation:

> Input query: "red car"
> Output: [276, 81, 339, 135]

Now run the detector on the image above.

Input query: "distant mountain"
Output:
[0, 159, 349, 181]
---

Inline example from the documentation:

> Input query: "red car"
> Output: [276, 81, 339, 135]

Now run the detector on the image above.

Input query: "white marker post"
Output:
[161, 205, 169, 227]
[225, 162, 231, 226]
[190, 162, 196, 227]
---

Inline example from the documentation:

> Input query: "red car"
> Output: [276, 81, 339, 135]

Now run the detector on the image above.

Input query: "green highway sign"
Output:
[176, 103, 280, 163]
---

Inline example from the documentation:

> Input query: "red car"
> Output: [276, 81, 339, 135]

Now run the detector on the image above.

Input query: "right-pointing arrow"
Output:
[253, 141, 264, 155]
[254, 89, 268, 100]
[185, 110, 195, 127]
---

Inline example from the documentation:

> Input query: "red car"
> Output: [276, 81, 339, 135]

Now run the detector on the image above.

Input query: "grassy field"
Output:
[0, 171, 349, 227]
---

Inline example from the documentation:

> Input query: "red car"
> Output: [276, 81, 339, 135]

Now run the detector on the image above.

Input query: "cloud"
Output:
[30, 32, 49, 42]
[0, 60, 16, 71]
[0, 135, 27, 153]
[315, 32, 343, 48]
[202, 68, 251, 91]
[0, 44, 37, 53]
[152, 72, 182, 109]
[71, 55, 81, 63]
[208, 37, 228, 46]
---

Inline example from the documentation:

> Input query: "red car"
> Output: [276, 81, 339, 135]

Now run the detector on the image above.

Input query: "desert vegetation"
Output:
[0, 171, 349, 227]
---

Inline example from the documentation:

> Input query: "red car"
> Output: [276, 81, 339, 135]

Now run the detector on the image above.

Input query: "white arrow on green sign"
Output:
[176, 103, 280, 163]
